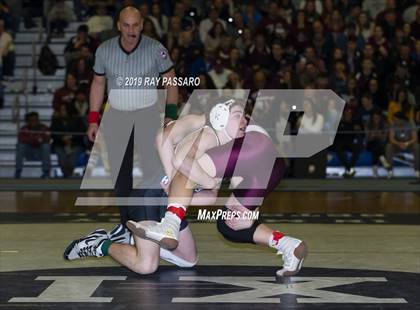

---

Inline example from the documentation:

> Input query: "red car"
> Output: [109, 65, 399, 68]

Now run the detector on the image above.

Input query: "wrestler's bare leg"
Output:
[161, 225, 198, 265]
[109, 221, 198, 274]
[109, 235, 160, 274]
[223, 194, 307, 276]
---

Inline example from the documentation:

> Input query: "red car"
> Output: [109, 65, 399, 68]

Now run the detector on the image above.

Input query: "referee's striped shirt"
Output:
[93, 35, 173, 111]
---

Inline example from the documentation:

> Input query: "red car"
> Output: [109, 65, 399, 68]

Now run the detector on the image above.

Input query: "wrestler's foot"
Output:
[107, 223, 132, 244]
[126, 214, 180, 250]
[63, 229, 109, 260]
[275, 236, 308, 277]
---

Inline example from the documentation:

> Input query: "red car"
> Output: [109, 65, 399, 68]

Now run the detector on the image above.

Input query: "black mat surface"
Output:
[0, 266, 419, 309]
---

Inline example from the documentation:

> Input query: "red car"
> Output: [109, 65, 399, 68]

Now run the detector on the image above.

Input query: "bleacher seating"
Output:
[0, 16, 82, 177]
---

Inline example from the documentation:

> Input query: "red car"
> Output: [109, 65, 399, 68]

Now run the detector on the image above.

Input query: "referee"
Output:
[86, 5, 178, 226]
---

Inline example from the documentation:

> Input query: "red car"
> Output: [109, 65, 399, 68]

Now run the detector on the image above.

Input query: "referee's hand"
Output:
[87, 123, 99, 142]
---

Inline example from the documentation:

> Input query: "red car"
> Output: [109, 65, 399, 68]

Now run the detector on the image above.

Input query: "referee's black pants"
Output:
[102, 104, 162, 226]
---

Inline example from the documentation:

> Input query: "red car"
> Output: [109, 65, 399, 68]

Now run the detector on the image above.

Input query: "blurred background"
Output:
[0, 0, 419, 180]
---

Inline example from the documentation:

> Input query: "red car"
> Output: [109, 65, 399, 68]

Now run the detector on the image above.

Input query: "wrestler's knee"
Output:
[184, 252, 198, 266]
[217, 217, 260, 244]
[132, 259, 159, 275]
[216, 218, 236, 243]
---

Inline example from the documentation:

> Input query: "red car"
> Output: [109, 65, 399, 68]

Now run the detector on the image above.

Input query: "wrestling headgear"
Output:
[209, 99, 235, 131]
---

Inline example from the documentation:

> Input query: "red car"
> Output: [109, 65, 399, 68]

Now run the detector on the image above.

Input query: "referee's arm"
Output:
[161, 68, 178, 124]
[87, 74, 106, 142]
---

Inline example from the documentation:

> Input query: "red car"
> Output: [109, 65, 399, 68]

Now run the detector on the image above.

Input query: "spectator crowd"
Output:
[10, 0, 420, 180]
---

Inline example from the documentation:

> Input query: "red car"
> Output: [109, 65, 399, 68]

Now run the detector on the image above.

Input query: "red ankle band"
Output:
[271, 231, 284, 245]
[167, 206, 186, 220]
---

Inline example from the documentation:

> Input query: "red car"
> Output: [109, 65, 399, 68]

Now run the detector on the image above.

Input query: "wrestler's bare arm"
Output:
[156, 114, 206, 180]
[173, 128, 219, 188]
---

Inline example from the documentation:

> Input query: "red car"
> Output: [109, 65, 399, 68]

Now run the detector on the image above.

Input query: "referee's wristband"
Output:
[165, 104, 178, 120]
[88, 111, 100, 124]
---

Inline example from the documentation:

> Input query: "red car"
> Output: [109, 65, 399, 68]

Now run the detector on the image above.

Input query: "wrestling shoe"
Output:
[275, 236, 308, 277]
[107, 223, 132, 244]
[126, 213, 180, 250]
[343, 168, 356, 178]
[379, 155, 390, 169]
[63, 229, 109, 260]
